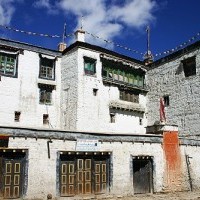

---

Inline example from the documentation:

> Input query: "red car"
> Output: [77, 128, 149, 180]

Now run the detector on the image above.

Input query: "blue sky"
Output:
[0, 0, 200, 60]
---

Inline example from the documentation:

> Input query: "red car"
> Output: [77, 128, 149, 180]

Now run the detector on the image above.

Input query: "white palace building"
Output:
[0, 29, 200, 199]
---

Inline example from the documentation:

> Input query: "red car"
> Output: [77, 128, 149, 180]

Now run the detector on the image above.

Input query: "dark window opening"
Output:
[120, 90, 139, 103]
[163, 95, 169, 107]
[43, 114, 49, 125]
[39, 56, 55, 80]
[139, 118, 143, 125]
[110, 113, 115, 123]
[38, 84, 55, 105]
[0, 53, 17, 77]
[0, 136, 9, 147]
[93, 88, 98, 96]
[14, 111, 21, 122]
[182, 56, 196, 77]
[84, 57, 96, 75]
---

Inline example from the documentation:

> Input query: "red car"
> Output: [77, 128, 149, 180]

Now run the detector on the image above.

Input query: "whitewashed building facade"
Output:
[0, 31, 200, 199]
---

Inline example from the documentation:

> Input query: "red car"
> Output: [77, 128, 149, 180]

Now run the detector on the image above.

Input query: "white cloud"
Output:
[0, 0, 16, 25]
[33, 0, 57, 14]
[34, 0, 51, 8]
[37, 0, 157, 45]
[109, 0, 156, 28]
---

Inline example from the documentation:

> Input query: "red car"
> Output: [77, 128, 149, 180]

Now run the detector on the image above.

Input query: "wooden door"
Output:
[94, 160, 108, 194]
[133, 159, 153, 194]
[3, 159, 23, 198]
[77, 159, 92, 194]
[60, 156, 110, 196]
[60, 161, 76, 196]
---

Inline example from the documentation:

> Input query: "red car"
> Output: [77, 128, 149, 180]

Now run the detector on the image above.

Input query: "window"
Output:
[139, 118, 143, 125]
[120, 90, 139, 103]
[14, 111, 21, 122]
[110, 113, 115, 123]
[102, 64, 144, 88]
[163, 95, 169, 107]
[40, 89, 52, 104]
[93, 88, 98, 96]
[84, 56, 96, 75]
[39, 56, 55, 80]
[0, 53, 17, 77]
[38, 84, 55, 104]
[43, 114, 49, 125]
[182, 56, 196, 77]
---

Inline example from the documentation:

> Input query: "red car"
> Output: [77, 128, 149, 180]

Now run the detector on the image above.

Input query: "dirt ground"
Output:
[107, 190, 200, 200]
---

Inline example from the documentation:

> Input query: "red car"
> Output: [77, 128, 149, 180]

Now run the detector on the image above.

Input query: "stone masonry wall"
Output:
[146, 49, 200, 136]
[61, 49, 78, 130]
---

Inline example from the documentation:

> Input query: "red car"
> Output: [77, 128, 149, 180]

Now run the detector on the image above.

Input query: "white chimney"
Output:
[58, 42, 67, 52]
[75, 29, 85, 42]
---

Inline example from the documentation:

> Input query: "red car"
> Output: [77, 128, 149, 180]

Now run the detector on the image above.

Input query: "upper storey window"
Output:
[84, 56, 96, 75]
[39, 56, 55, 80]
[102, 65, 144, 88]
[0, 53, 17, 77]
[120, 90, 139, 103]
[182, 56, 196, 77]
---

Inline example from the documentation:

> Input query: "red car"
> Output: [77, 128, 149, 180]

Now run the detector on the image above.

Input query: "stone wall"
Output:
[61, 49, 78, 130]
[146, 49, 200, 136]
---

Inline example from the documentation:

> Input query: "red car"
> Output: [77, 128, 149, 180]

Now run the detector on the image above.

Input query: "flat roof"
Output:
[0, 37, 62, 57]
[63, 41, 145, 66]
[150, 40, 200, 68]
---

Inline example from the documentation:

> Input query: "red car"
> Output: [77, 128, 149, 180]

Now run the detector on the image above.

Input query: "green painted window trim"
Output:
[0, 53, 16, 76]
[102, 65, 144, 87]
[84, 57, 96, 75]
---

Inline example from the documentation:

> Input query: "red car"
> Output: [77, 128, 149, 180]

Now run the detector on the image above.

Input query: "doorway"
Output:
[60, 152, 110, 196]
[133, 156, 153, 194]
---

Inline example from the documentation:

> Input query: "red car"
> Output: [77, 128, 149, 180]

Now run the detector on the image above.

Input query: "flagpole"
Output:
[62, 22, 66, 43]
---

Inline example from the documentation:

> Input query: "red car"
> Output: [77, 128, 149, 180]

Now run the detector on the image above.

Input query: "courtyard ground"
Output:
[106, 190, 200, 200]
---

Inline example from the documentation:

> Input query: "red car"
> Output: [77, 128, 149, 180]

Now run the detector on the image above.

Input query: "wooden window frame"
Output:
[39, 56, 55, 80]
[119, 90, 139, 103]
[0, 53, 17, 77]
[38, 84, 55, 105]
[102, 64, 144, 88]
[84, 57, 96, 76]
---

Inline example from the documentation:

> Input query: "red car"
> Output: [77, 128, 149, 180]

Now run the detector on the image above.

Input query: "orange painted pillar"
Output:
[163, 131, 183, 191]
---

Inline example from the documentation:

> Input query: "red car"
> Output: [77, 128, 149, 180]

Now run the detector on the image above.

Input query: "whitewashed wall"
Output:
[62, 47, 147, 134]
[9, 137, 164, 199]
[0, 50, 61, 129]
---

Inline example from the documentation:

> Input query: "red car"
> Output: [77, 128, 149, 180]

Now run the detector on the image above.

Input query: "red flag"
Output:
[160, 97, 166, 122]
